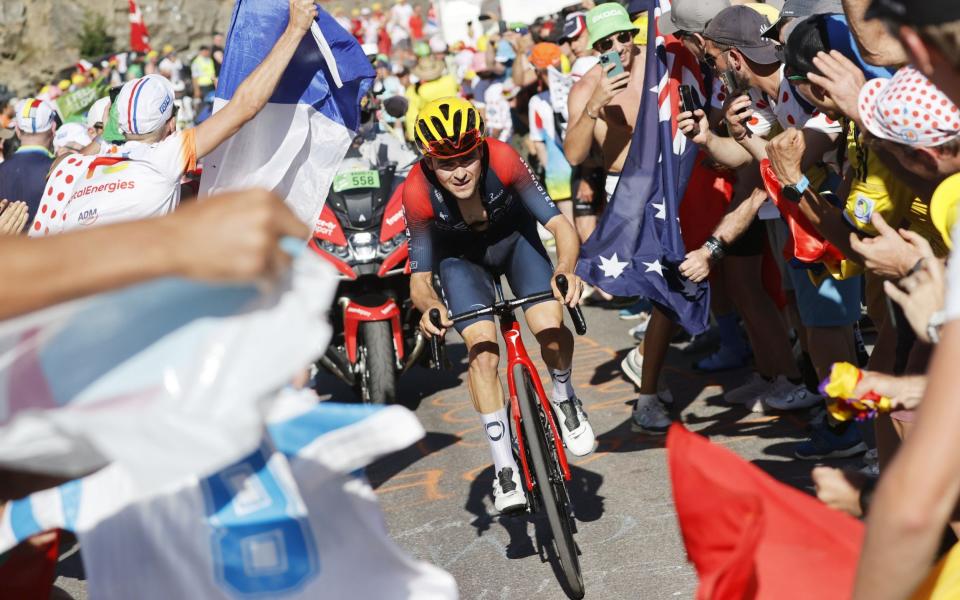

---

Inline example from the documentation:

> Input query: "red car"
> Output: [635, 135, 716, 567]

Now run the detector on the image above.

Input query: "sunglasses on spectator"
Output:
[594, 31, 633, 53]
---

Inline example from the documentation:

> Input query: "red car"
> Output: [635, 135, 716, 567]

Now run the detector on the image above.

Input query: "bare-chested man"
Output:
[565, 4, 680, 434]
[565, 2, 645, 198]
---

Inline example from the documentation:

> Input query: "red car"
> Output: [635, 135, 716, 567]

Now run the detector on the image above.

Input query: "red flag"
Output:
[128, 0, 151, 54]
[759, 159, 844, 265]
[0, 531, 60, 599]
[667, 424, 863, 600]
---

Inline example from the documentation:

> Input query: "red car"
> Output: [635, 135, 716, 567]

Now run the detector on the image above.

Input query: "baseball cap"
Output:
[762, 0, 842, 39]
[704, 5, 779, 65]
[659, 0, 731, 36]
[865, 0, 960, 26]
[586, 3, 639, 47]
[85, 96, 112, 130]
[15, 98, 58, 134]
[858, 67, 960, 148]
[529, 42, 562, 69]
[561, 12, 587, 41]
[53, 122, 92, 152]
[116, 74, 176, 136]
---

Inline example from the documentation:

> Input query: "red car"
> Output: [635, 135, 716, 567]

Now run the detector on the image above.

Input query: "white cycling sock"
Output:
[550, 367, 574, 402]
[480, 407, 518, 475]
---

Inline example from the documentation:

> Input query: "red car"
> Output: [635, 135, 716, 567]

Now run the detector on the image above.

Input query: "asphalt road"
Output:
[52, 291, 859, 600]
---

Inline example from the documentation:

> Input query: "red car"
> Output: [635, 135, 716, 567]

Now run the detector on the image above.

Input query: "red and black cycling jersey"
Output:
[402, 138, 560, 273]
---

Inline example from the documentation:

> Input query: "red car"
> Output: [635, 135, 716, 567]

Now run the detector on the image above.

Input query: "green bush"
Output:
[77, 11, 115, 60]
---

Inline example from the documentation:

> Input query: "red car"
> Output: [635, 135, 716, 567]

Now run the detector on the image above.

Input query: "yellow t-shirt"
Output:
[404, 75, 461, 140]
[842, 133, 948, 257]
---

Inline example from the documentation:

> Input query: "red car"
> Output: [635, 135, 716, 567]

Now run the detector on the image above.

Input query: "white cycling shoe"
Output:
[552, 396, 596, 457]
[493, 466, 527, 514]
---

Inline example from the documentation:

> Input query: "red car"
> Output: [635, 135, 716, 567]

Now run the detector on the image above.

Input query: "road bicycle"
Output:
[428, 274, 587, 599]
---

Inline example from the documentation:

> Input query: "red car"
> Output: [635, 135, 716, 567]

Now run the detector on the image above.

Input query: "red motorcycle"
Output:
[309, 159, 424, 404]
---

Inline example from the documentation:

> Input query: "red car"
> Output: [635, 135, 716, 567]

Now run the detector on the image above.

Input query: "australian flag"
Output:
[576, 0, 710, 334]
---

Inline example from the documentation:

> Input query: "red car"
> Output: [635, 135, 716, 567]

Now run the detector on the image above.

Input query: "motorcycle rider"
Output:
[404, 97, 596, 514]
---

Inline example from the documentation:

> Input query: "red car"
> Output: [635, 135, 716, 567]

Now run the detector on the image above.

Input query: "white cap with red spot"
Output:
[858, 67, 960, 148]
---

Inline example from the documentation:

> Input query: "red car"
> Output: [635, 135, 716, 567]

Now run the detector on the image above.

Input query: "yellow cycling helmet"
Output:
[414, 96, 485, 159]
[931, 171, 960, 250]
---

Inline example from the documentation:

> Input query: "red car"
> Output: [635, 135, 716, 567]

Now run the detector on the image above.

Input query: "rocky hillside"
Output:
[0, 0, 234, 95]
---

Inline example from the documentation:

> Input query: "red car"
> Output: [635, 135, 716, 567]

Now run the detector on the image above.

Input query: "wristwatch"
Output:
[782, 174, 810, 203]
[927, 310, 946, 344]
[703, 236, 726, 262]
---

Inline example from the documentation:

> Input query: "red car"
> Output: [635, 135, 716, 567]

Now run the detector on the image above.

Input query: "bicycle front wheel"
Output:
[515, 365, 584, 599]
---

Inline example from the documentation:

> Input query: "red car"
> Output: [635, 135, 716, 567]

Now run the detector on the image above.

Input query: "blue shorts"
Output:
[788, 264, 862, 327]
[438, 230, 555, 333]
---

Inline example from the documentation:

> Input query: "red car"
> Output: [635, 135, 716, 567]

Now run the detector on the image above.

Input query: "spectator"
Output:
[38, 0, 320, 235]
[144, 50, 160, 76]
[191, 46, 217, 102]
[158, 45, 184, 85]
[0, 98, 16, 129]
[52, 122, 92, 157]
[85, 96, 111, 144]
[0, 200, 29, 235]
[404, 55, 459, 140]
[212, 33, 226, 76]
[410, 4, 425, 41]
[0, 98, 56, 225]
[388, 0, 413, 53]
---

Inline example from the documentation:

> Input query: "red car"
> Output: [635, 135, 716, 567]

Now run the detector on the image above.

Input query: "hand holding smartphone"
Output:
[599, 51, 625, 78]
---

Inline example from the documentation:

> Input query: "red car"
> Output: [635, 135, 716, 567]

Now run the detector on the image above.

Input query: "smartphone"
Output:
[599, 51, 625, 78]
[679, 84, 698, 114]
[719, 69, 743, 96]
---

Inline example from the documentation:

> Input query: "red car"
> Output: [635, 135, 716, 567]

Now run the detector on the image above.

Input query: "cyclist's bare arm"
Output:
[544, 214, 584, 306]
[411, 271, 451, 335]
[194, 0, 317, 160]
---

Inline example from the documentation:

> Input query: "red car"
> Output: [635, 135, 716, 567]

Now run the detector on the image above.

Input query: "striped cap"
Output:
[116, 74, 176, 136]
[15, 98, 58, 134]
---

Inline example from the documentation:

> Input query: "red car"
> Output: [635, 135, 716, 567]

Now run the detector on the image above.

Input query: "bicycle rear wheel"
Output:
[515, 365, 584, 599]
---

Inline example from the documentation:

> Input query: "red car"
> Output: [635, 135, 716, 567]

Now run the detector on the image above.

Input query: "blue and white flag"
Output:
[199, 1, 375, 226]
[0, 393, 458, 600]
[0, 252, 337, 499]
[575, 0, 710, 334]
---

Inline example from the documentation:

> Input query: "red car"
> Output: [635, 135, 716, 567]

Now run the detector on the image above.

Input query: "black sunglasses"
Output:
[594, 30, 633, 53]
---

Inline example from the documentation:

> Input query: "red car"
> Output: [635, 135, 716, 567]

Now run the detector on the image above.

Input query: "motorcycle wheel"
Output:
[361, 321, 397, 405]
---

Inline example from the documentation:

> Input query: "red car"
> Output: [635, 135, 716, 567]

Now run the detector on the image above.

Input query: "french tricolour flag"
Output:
[200, 1, 375, 225]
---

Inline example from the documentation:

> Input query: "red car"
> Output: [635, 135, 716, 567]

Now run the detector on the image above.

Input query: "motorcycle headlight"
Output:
[317, 239, 350, 258]
[350, 232, 377, 262]
[379, 232, 406, 254]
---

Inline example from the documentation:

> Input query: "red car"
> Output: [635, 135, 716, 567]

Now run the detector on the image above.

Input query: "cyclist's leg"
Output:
[501, 231, 595, 456]
[438, 257, 525, 511]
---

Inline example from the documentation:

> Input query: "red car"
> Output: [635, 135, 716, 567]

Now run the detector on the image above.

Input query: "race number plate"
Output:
[332, 170, 380, 192]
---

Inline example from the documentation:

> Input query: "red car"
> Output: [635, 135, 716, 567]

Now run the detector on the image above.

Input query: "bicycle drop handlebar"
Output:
[427, 275, 587, 371]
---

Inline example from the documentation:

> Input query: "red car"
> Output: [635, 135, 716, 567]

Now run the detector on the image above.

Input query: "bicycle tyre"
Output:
[515, 365, 584, 599]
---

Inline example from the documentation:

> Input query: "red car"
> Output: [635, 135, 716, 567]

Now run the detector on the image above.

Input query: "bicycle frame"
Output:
[501, 307, 573, 491]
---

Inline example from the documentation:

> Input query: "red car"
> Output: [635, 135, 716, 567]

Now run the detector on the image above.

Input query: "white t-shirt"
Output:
[483, 83, 513, 142]
[35, 130, 196, 236]
[158, 57, 183, 85]
[711, 78, 777, 138]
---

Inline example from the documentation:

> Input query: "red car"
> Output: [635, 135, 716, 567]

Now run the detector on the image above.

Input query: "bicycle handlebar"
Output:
[426, 276, 588, 371]
[554, 274, 588, 336]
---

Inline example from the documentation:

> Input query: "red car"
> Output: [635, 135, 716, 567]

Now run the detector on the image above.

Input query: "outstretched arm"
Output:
[194, 0, 319, 159]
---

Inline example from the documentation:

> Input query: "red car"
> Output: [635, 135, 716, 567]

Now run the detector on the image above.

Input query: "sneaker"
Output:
[620, 347, 673, 403]
[793, 422, 867, 460]
[761, 378, 825, 411]
[629, 319, 651, 341]
[618, 299, 651, 320]
[724, 373, 774, 410]
[693, 345, 749, 372]
[552, 396, 595, 456]
[493, 466, 527, 513]
[631, 395, 672, 434]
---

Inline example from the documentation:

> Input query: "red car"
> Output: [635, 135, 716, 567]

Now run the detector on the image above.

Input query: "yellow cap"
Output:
[351, 7, 360, 16]
[39, 85, 50, 95]
[633, 13, 648, 46]
[147, 50, 159, 60]
[372, 2, 382, 11]
[744, 2, 780, 24]
[71, 74, 85, 85]
[162, 44, 174, 54]
[931, 172, 960, 250]
[58, 79, 71, 90]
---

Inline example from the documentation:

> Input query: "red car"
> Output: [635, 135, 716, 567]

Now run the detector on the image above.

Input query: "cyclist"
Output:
[404, 97, 596, 514]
